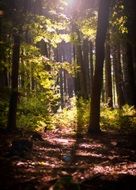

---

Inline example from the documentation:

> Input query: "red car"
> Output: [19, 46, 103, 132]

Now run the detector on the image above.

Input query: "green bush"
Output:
[0, 89, 9, 127]
[53, 97, 90, 134]
[17, 92, 59, 131]
[101, 104, 136, 131]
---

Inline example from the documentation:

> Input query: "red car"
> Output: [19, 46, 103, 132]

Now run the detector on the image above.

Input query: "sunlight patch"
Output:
[76, 151, 103, 158]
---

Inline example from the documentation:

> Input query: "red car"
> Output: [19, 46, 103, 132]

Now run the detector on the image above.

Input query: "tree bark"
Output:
[76, 30, 88, 99]
[122, 42, 136, 107]
[105, 37, 113, 108]
[7, 33, 20, 131]
[89, 41, 94, 97]
[88, 0, 111, 134]
[123, 0, 136, 107]
[112, 44, 125, 108]
[83, 39, 90, 98]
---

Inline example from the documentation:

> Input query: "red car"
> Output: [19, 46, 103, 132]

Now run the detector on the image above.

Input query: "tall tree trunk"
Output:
[124, 0, 136, 107]
[54, 45, 65, 109]
[122, 43, 136, 106]
[7, 33, 20, 131]
[64, 70, 68, 100]
[112, 44, 125, 108]
[73, 43, 80, 97]
[133, 46, 136, 85]
[83, 39, 90, 98]
[60, 68, 64, 109]
[89, 41, 94, 96]
[76, 31, 88, 99]
[88, 0, 111, 134]
[105, 37, 113, 108]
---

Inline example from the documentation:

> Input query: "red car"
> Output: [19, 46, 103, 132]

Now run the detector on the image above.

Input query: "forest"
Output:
[0, 0, 136, 189]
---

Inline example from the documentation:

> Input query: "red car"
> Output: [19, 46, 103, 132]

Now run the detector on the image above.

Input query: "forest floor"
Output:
[0, 127, 136, 190]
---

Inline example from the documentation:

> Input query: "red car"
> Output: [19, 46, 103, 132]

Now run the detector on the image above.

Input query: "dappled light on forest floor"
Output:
[0, 128, 136, 189]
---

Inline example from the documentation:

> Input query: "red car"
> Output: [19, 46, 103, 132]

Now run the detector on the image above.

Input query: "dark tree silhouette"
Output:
[105, 34, 113, 108]
[123, 0, 136, 107]
[7, 33, 20, 131]
[88, 0, 111, 134]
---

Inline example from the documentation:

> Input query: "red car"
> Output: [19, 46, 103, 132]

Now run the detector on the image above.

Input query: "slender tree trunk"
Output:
[60, 68, 64, 109]
[105, 37, 113, 108]
[112, 44, 125, 108]
[54, 45, 64, 108]
[89, 41, 94, 96]
[64, 70, 68, 99]
[7, 33, 20, 131]
[76, 31, 88, 99]
[73, 43, 80, 97]
[88, 0, 111, 134]
[20, 48, 25, 89]
[83, 39, 90, 98]
[68, 75, 74, 98]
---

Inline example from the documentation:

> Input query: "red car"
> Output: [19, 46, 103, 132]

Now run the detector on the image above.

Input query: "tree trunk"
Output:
[89, 41, 94, 96]
[105, 37, 113, 108]
[83, 39, 90, 98]
[123, 0, 136, 107]
[7, 33, 20, 131]
[76, 31, 88, 99]
[60, 68, 64, 109]
[88, 0, 111, 134]
[122, 42, 136, 107]
[112, 44, 125, 108]
[133, 46, 136, 85]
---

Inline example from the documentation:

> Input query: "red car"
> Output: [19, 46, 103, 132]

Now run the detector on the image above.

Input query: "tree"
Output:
[89, 40, 94, 97]
[76, 29, 88, 99]
[105, 34, 113, 108]
[123, 0, 136, 107]
[83, 38, 91, 98]
[6, 0, 43, 130]
[7, 32, 20, 131]
[88, 0, 111, 134]
[112, 43, 125, 108]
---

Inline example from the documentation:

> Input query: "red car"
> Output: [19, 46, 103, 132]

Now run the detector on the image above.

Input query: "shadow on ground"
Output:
[0, 128, 136, 189]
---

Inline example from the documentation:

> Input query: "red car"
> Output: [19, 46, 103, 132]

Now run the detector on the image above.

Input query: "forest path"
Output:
[0, 127, 136, 189]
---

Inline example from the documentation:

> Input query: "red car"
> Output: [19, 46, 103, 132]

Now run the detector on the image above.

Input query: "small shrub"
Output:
[17, 92, 58, 131]
[53, 97, 77, 129]
[53, 97, 90, 134]
[101, 104, 136, 132]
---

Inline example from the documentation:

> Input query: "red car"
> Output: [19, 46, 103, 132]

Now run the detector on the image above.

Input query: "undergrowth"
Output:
[1, 94, 136, 133]
[101, 104, 136, 132]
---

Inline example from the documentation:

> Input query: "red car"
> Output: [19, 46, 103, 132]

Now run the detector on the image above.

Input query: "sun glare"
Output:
[65, 0, 75, 6]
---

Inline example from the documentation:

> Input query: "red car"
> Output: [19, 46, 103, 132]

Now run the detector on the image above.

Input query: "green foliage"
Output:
[79, 15, 97, 39]
[17, 43, 60, 131]
[110, 1, 128, 44]
[0, 95, 9, 127]
[76, 97, 90, 133]
[17, 92, 59, 131]
[53, 97, 90, 133]
[54, 97, 77, 128]
[101, 105, 136, 132]
[53, 100, 136, 134]
[111, 2, 128, 35]
[0, 88, 11, 127]
[30, 15, 70, 47]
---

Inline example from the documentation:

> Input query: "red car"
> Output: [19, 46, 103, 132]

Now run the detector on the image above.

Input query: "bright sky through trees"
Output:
[65, 0, 75, 4]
